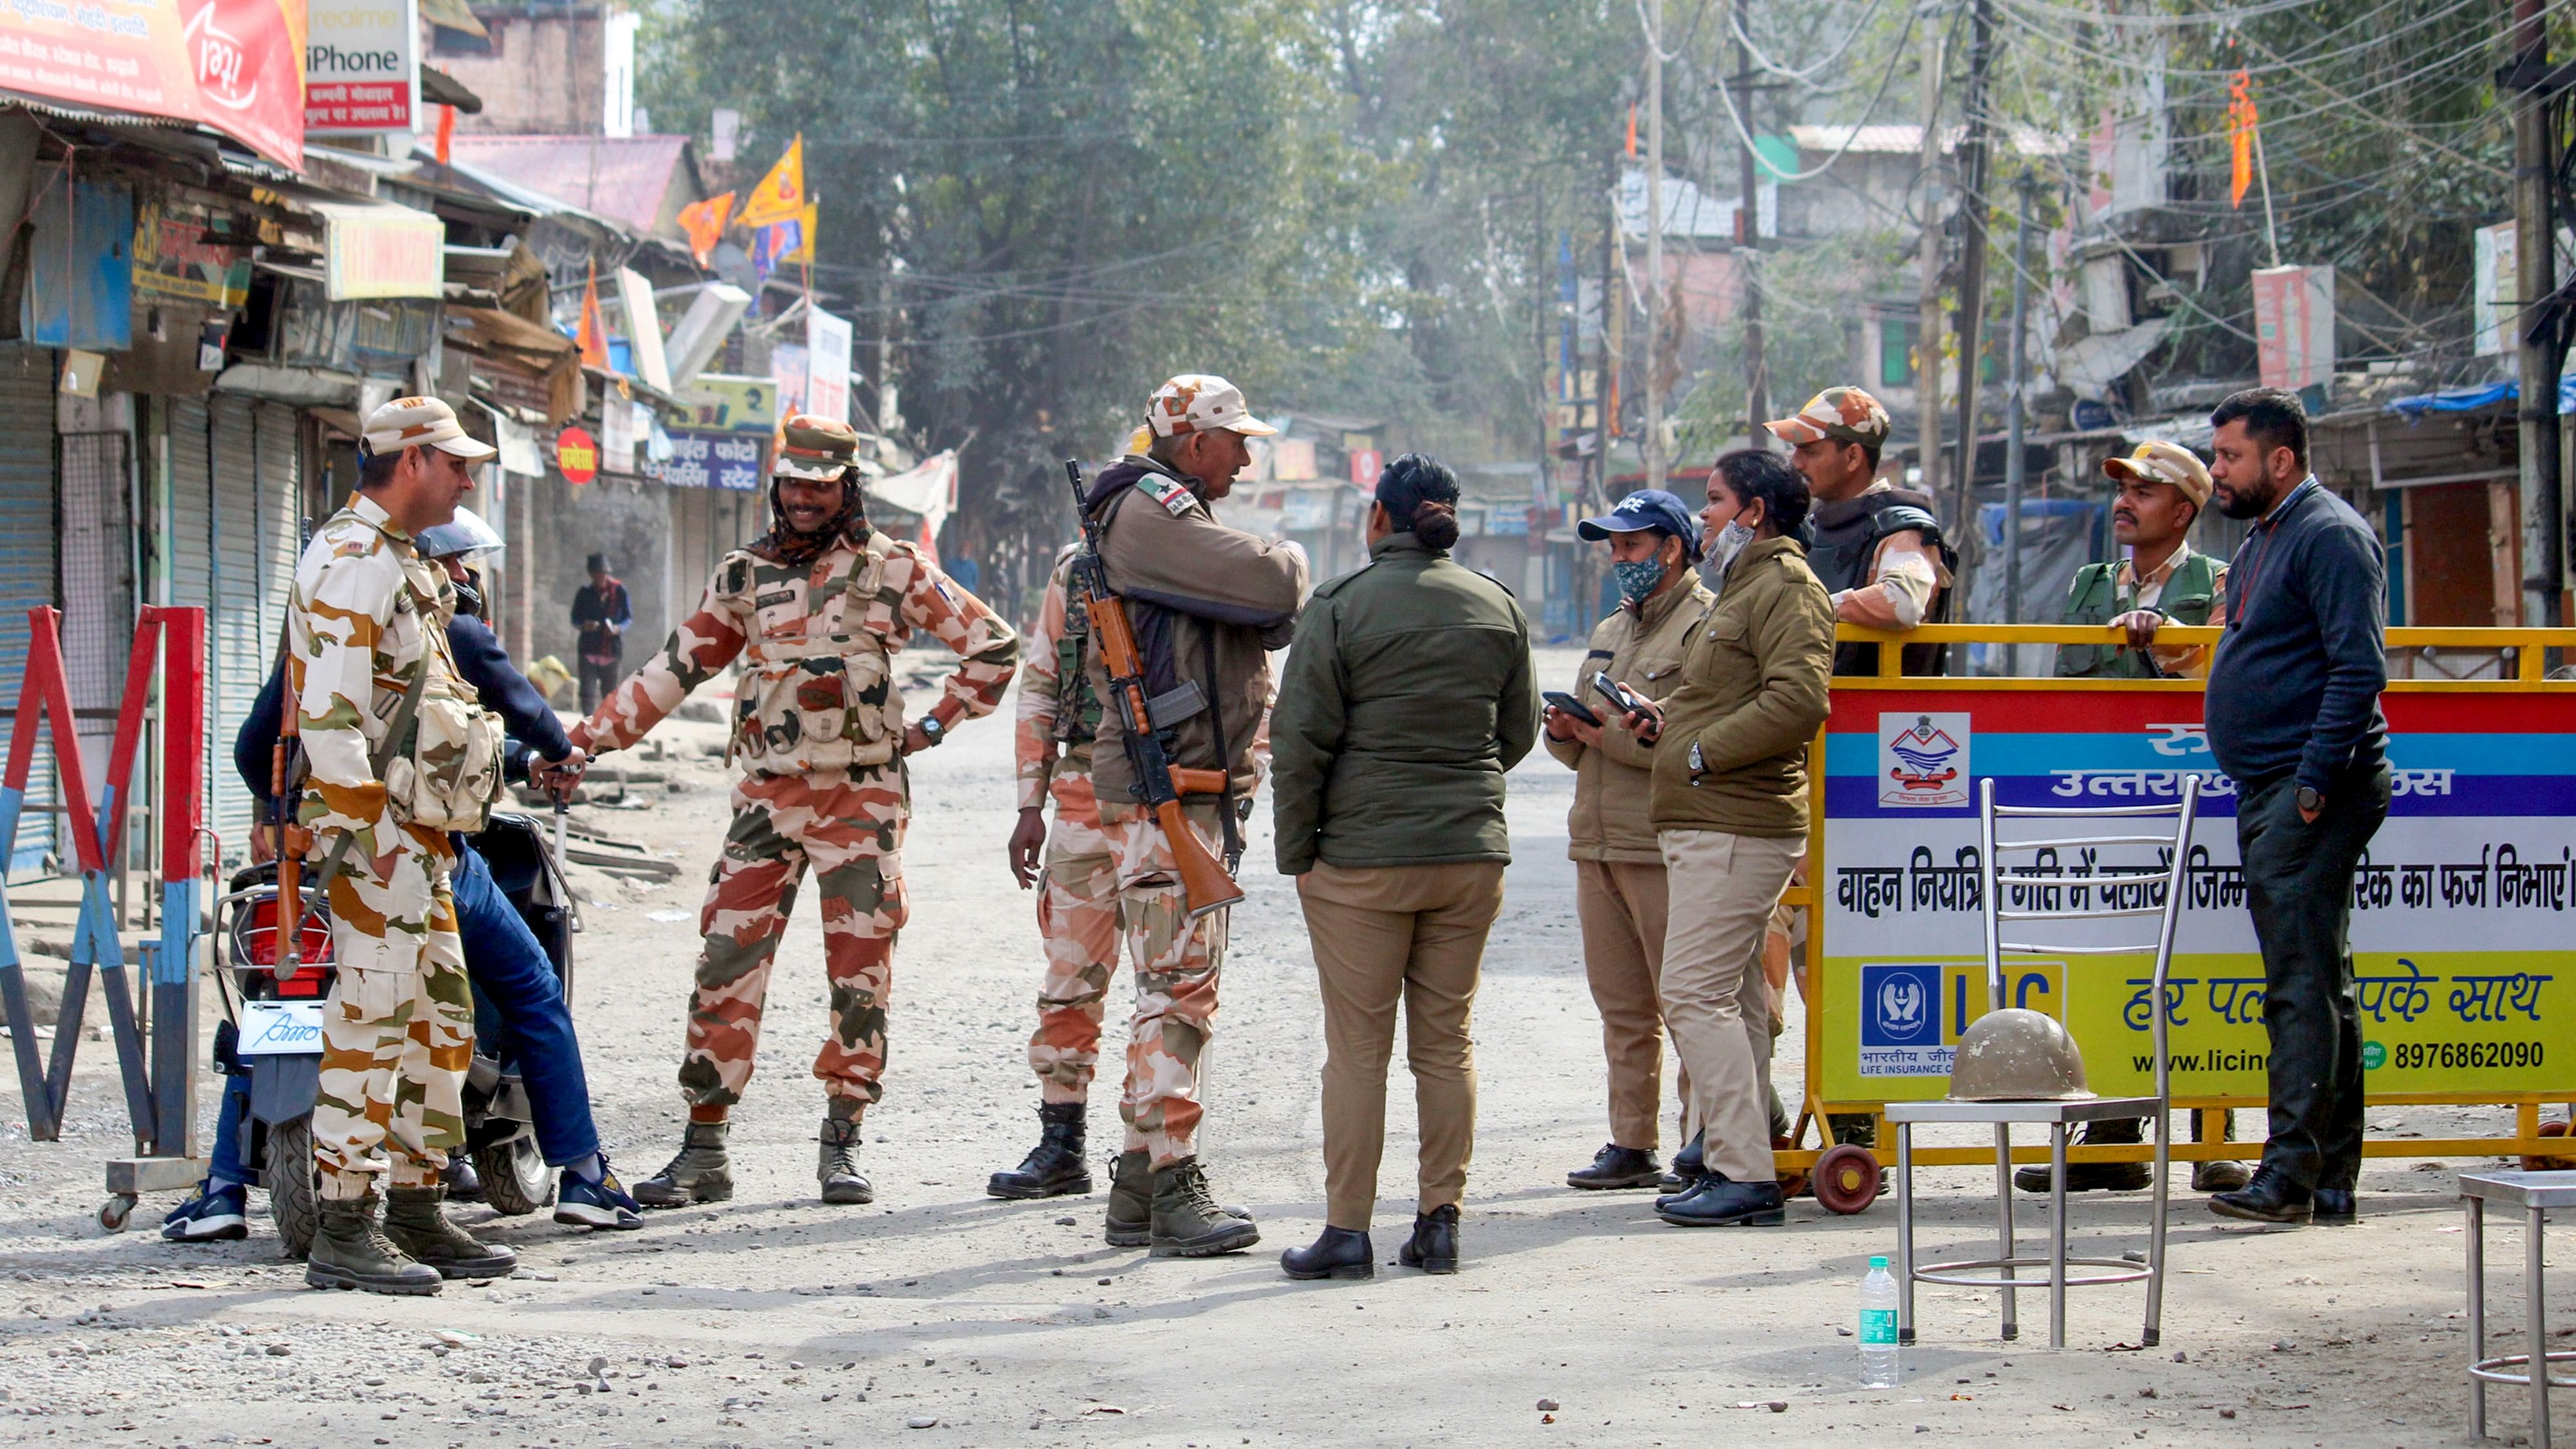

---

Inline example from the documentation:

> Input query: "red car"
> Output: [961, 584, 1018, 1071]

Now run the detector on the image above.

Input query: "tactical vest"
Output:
[1053, 604, 1103, 747]
[2052, 551, 2222, 680]
[1808, 486, 1956, 677]
[719, 534, 904, 774]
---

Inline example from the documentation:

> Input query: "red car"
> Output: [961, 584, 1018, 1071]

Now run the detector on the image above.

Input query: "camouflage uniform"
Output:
[1015, 552, 1121, 1104]
[293, 492, 477, 1202]
[579, 530, 1017, 1116]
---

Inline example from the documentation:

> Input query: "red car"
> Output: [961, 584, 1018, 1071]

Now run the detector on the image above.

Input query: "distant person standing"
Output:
[2128, 388, 2389, 1228]
[571, 553, 632, 713]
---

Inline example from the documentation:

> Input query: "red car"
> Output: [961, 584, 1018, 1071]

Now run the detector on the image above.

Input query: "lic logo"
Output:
[1862, 964, 1940, 1047]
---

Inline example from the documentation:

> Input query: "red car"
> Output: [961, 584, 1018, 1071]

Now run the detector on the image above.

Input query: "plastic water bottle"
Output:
[1859, 1255, 1900, 1388]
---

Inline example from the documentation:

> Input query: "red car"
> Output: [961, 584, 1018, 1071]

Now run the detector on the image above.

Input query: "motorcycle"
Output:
[213, 811, 579, 1255]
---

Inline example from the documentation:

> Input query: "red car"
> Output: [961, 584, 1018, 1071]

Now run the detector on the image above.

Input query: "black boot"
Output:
[1567, 1142, 1661, 1191]
[1147, 1157, 1260, 1258]
[1655, 1132, 1707, 1202]
[1399, 1204, 1459, 1274]
[2209, 1163, 2313, 1225]
[1656, 1172, 1785, 1227]
[988, 1103, 1093, 1199]
[1280, 1226, 1373, 1281]
[2014, 1117, 2151, 1193]
[818, 1117, 873, 1205]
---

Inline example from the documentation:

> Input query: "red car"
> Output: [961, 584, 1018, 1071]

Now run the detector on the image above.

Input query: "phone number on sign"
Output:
[2384, 1040, 2546, 1070]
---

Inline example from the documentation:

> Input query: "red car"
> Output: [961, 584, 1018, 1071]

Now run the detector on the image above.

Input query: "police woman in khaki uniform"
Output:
[1270, 454, 1539, 1280]
[1545, 489, 1711, 1191]
[1613, 448, 1833, 1228]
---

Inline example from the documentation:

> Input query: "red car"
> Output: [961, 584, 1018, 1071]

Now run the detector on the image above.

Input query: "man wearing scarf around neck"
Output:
[570, 413, 1019, 1208]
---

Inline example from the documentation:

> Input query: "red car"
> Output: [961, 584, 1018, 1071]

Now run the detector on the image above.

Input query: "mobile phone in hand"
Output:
[1542, 690, 1602, 727]
[1591, 672, 1646, 717]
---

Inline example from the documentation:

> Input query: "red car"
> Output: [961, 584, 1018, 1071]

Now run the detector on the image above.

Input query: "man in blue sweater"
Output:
[2153, 388, 2390, 1227]
[163, 511, 643, 1243]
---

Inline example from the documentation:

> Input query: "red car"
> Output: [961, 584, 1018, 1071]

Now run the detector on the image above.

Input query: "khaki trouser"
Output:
[1657, 828, 1805, 1185]
[1298, 860, 1506, 1230]
[1575, 860, 1686, 1151]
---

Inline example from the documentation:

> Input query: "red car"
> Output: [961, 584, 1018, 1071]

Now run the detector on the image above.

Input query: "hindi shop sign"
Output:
[304, 0, 418, 134]
[0, 0, 307, 168]
[1819, 687, 2571, 1106]
[664, 431, 762, 491]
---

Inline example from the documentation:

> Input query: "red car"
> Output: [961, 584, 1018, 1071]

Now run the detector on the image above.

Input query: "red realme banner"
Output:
[0, 0, 307, 169]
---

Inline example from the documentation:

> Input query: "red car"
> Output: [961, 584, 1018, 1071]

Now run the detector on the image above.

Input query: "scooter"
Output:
[212, 811, 579, 1257]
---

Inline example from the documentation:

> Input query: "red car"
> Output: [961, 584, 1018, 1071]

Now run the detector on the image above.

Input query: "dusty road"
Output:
[0, 645, 2562, 1447]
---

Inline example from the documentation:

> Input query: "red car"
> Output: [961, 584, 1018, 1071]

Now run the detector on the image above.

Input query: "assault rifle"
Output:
[1062, 459, 1245, 920]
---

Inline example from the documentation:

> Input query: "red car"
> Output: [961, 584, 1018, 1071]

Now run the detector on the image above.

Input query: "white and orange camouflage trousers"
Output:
[313, 832, 471, 1202]
[681, 767, 910, 1112]
[1096, 798, 1230, 1168]
[1027, 766, 1119, 1104]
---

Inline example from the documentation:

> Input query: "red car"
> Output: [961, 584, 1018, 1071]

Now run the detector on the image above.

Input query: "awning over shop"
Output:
[309, 199, 445, 301]
[2384, 376, 2576, 418]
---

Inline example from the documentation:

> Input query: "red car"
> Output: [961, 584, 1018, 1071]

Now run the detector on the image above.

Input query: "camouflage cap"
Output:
[1145, 373, 1278, 440]
[1765, 386, 1892, 450]
[2102, 440, 2212, 508]
[773, 412, 861, 479]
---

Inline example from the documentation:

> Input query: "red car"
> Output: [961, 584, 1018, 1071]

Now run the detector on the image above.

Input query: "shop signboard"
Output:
[313, 201, 444, 301]
[555, 426, 597, 485]
[677, 375, 777, 434]
[805, 308, 853, 422]
[1818, 688, 2573, 1104]
[0, 0, 306, 167]
[303, 0, 419, 134]
[131, 198, 254, 309]
[665, 431, 762, 491]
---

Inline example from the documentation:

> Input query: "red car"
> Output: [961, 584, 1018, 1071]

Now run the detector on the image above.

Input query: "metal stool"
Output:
[2461, 1168, 2576, 1448]
[1889, 776, 2201, 1350]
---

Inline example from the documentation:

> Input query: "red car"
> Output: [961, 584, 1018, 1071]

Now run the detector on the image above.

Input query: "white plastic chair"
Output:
[1888, 773, 2200, 1350]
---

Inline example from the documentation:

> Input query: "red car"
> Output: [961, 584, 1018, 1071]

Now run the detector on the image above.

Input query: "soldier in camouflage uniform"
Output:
[1070, 375, 1307, 1256]
[296, 396, 517, 1295]
[571, 414, 1019, 1208]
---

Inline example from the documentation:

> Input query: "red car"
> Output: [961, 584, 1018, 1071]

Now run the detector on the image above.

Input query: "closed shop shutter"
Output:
[166, 396, 218, 845]
[209, 396, 265, 854]
[0, 347, 57, 875]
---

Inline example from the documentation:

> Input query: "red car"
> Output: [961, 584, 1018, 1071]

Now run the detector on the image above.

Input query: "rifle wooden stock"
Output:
[1167, 767, 1227, 796]
[1157, 798, 1244, 919]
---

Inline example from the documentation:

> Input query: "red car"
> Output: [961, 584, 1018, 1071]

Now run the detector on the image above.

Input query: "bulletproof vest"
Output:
[2054, 551, 2222, 680]
[1808, 486, 1956, 677]
[716, 534, 904, 774]
[1053, 598, 1103, 747]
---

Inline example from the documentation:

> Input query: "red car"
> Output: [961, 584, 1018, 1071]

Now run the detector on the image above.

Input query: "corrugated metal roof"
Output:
[443, 135, 692, 233]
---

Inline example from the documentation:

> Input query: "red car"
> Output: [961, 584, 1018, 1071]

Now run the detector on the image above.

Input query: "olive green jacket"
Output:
[1648, 534, 1836, 838]
[1546, 572, 1715, 864]
[1270, 533, 1539, 873]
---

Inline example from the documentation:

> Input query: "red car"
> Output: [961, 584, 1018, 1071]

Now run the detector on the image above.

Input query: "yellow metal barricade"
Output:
[1777, 623, 2576, 1213]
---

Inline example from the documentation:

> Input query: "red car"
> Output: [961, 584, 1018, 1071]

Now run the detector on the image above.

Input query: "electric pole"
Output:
[1736, 0, 1767, 443]
[2002, 171, 2036, 673]
[1946, 0, 1995, 575]
[1645, 0, 1668, 490]
[2511, 0, 2564, 627]
[1913, 17, 1947, 499]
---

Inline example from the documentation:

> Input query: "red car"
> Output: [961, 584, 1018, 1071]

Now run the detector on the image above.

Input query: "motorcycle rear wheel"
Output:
[265, 1116, 318, 1259]
[475, 1132, 556, 1216]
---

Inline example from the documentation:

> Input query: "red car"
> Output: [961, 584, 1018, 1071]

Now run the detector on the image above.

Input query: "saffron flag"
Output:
[2228, 70, 2258, 210]
[577, 261, 609, 368]
[679, 191, 735, 267]
[737, 135, 807, 228]
[434, 105, 457, 165]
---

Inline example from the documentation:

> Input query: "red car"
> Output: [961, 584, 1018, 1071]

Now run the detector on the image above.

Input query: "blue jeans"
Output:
[208, 1065, 254, 1184]
[450, 844, 600, 1167]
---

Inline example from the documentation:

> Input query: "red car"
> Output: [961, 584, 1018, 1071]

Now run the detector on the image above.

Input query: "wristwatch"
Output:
[2296, 785, 2324, 815]
[916, 714, 947, 748]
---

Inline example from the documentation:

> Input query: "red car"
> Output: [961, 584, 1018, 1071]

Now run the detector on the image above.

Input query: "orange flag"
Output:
[576, 260, 609, 368]
[1625, 103, 1638, 159]
[679, 190, 734, 267]
[2228, 71, 2257, 209]
[434, 104, 456, 165]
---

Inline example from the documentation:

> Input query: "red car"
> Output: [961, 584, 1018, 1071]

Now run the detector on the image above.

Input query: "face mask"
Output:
[1705, 520, 1755, 574]
[1614, 557, 1668, 607]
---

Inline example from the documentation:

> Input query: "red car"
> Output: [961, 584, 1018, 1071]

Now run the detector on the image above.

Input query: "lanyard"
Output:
[2226, 478, 2314, 626]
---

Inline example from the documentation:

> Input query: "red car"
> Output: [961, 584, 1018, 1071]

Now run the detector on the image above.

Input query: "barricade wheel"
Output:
[2524, 1119, 2575, 1171]
[1811, 1143, 1882, 1215]
[98, 1195, 135, 1233]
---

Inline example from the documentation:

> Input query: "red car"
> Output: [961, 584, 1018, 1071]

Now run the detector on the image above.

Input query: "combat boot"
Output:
[634, 1120, 734, 1208]
[304, 1194, 442, 1296]
[1149, 1157, 1260, 1258]
[1104, 1148, 1252, 1246]
[382, 1184, 518, 1279]
[819, 1117, 873, 1204]
[988, 1103, 1093, 1199]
